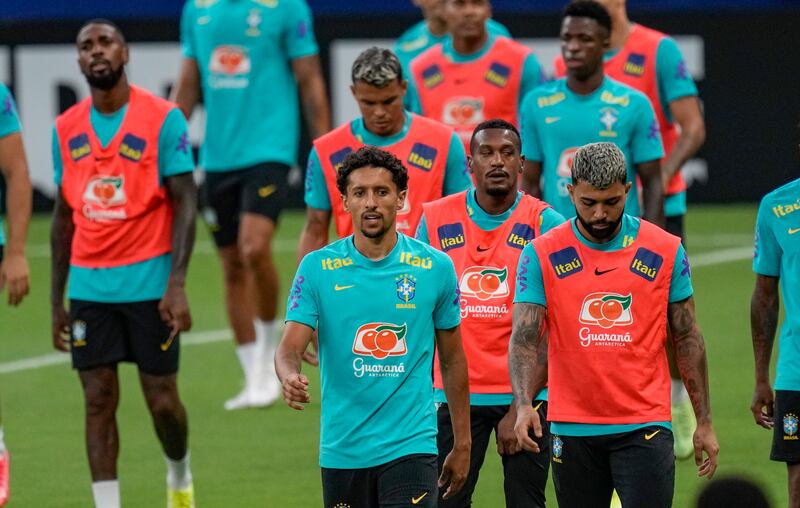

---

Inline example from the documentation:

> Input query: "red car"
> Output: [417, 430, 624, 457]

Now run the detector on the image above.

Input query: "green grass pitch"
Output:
[0, 205, 787, 506]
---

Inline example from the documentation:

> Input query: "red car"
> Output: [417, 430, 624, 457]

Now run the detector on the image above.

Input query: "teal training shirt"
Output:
[0, 83, 22, 247]
[753, 179, 800, 391]
[52, 105, 195, 303]
[181, 0, 318, 170]
[405, 34, 546, 115]
[286, 233, 461, 468]
[514, 215, 692, 436]
[304, 112, 469, 210]
[416, 188, 565, 405]
[520, 77, 664, 219]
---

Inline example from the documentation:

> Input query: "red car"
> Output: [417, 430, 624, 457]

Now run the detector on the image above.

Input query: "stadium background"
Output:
[0, 1, 799, 506]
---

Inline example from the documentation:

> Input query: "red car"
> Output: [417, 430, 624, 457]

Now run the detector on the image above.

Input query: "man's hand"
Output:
[497, 406, 522, 456]
[302, 330, 319, 366]
[438, 446, 469, 499]
[281, 372, 310, 410]
[751, 381, 775, 429]
[51, 305, 71, 352]
[0, 253, 29, 306]
[159, 281, 192, 337]
[693, 421, 719, 479]
[514, 404, 543, 453]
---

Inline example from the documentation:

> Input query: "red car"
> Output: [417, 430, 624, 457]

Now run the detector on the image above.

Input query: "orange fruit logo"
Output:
[352, 323, 408, 359]
[578, 292, 633, 329]
[459, 266, 509, 301]
[83, 176, 126, 208]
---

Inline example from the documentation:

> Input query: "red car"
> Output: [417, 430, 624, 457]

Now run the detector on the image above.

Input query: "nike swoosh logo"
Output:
[258, 185, 276, 198]
[594, 267, 618, 276]
[334, 284, 354, 291]
[533, 401, 544, 411]
[789, 228, 800, 235]
[412, 492, 429, 504]
[477, 246, 490, 252]
[645, 430, 661, 440]
[545, 117, 561, 124]
[160, 334, 176, 352]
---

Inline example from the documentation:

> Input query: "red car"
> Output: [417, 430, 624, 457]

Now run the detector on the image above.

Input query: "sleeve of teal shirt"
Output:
[538, 207, 566, 235]
[284, 0, 319, 60]
[433, 253, 461, 330]
[513, 243, 546, 306]
[487, 19, 512, 38]
[630, 95, 664, 164]
[158, 109, 195, 181]
[52, 125, 63, 186]
[285, 253, 320, 329]
[520, 93, 543, 162]
[0, 84, 21, 138]
[405, 80, 422, 114]
[518, 53, 546, 105]
[179, 0, 197, 59]
[669, 243, 694, 302]
[442, 133, 470, 195]
[753, 197, 782, 276]
[304, 147, 332, 210]
[656, 37, 698, 108]
[415, 214, 430, 244]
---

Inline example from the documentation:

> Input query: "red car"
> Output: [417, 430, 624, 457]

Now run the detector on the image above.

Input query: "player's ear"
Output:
[567, 183, 575, 203]
[397, 189, 408, 211]
[467, 156, 474, 175]
[341, 193, 350, 213]
[519, 154, 526, 173]
[624, 182, 632, 194]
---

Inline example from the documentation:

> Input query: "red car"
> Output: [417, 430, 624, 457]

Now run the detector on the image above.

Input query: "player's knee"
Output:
[83, 384, 118, 417]
[221, 256, 247, 286]
[146, 391, 182, 420]
[239, 238, 272, 268]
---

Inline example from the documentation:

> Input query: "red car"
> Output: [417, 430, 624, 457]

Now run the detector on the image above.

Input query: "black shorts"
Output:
[551, 426, 674, 508]
[436, 401, 550, 507]
[321, 454, 438, 508]
[665, 214, 686, 247]
[771, 390, 800, 462]
[201, 162, 290, 247]
[69, 299, 179, 376]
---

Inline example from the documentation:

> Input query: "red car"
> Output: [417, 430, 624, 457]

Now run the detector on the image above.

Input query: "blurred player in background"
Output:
[0, 81, 32, 508]
[417, 119, 564, 507]
[394, 0, 510, 84]
[277, 147, 470, 507]
[172, 0, 331, 410]
[520, 1, 664, 224]
[511, 142, 718, 507]
[299, 47, 469, 260]
[407, 0, 544, 153]
[50, 20, 197, 508]
[751, 145, 800, 505]
[554, 0, 707, 458]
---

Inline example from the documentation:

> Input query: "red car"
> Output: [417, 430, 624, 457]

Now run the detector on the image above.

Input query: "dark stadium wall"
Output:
[0, 10, 798, 213]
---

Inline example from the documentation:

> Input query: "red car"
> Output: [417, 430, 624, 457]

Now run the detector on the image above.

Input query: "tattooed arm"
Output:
[668, 296, 719, 477]
[750, 274, 780, 429]
[50, 189, 74, 352]
[509, 302, 548, 452]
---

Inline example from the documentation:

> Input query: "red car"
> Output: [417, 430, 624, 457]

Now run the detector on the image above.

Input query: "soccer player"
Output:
[520, 1, 664, 224]
[509, 142, 719, 507]
[417, 119, 565, 507]
[0, 81, 33, 508]
[276, 146, 471, 507]
[751, 172, 800, 505]
[50, 20, 197, 508]
[407, 0, 545, 153]
[554, 0, 707, 457]
[173, 0, 331, 409]
[394, 0, 510, 77]
[300, 47, 469, 260]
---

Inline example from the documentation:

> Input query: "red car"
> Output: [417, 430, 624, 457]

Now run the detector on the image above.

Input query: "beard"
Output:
[84, 63, 124, 91]
[359, 213, 392, 239]
[576, 212, 623, 241]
